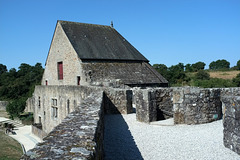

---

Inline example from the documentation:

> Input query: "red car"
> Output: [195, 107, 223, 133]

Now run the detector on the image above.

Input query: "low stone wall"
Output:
[173, 87, 222, 124]
[32, 124, 47, 140]
[221, 89, 240, 155]
[0, 101, 8, 111]
[104, 88, 133, 114]
[133, 88, 173, 123]
[22, 90, 104, 159]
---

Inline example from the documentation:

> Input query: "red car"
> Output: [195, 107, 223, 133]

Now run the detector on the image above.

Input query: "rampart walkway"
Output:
[104, 113, 240, 160]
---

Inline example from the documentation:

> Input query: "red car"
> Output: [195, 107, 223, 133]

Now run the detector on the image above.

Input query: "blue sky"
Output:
[0, 0, 239, 70]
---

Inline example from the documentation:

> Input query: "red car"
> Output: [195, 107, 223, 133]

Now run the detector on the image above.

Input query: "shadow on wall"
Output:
[104, 114, 143, 160]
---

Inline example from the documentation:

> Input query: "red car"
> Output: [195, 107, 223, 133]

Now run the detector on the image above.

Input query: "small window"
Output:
[45, 80, 48, 85]
[57, 61, 63, 80]
[67, 99, 70, 114]
[52, 98, 57, 106]
[38, 97, 41, 108]
[39, 116, 41, 124]
[52, 107, 58, 118]
[51, 98, 58, 119]
[77, 76, 81, 85]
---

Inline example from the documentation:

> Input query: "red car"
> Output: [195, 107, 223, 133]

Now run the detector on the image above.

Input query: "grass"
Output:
[209, 70, 240, 79]
[187, 70, 240, 80]
[0, 129, 23, 160]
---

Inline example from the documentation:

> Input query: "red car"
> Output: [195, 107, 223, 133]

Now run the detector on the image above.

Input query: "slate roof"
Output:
[59, 20, 149, 62]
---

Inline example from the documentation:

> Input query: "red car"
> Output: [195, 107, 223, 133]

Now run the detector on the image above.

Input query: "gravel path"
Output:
[104, 113, 239, 160]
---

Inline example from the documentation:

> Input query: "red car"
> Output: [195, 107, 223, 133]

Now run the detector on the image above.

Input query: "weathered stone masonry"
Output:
[221, 88, 240, 155]
[23, 85, 133, 159]
[22, 89, 104, 159]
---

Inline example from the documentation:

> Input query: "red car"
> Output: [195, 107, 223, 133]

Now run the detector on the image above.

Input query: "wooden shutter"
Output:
[58, 62, 63, 80]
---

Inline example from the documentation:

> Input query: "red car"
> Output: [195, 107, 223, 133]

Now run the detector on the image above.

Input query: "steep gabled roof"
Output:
[59, 20, 149, 62]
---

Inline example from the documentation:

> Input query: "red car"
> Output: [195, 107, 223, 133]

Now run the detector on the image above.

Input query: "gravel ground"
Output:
[104, 113, 240, 160]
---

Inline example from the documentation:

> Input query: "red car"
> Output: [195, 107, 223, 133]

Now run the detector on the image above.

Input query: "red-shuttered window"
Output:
[58, 62, 63, 80]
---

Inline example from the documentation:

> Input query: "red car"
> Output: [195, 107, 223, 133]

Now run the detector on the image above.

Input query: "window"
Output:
[67, 99, 70, 114]
[45, 80, 48, 85]
[77, 76, 81, 85]
[39, 116, 41, 124]
[51, 98, 58, 119]
[38, 97, 41, 108]
[52, 107, 58, 118]
[57, 61, 63, 80]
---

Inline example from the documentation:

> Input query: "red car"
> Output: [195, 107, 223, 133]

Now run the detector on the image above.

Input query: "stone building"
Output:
[30, 20, 168, 138]
[41, 20, 168, 88]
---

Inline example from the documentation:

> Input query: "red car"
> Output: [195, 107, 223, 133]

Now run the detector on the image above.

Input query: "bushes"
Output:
[233, 73, 240, 87]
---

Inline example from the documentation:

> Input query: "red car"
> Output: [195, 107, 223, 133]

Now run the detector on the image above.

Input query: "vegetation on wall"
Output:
[0, 63, 44, 119]
[153, 59, 240, 88]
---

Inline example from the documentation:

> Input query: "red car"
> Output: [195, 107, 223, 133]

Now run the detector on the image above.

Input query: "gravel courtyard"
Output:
[104, 113, 239, 160]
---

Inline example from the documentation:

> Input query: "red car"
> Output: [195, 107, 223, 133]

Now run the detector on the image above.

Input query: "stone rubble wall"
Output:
[173, 87, 222, 124]
[133, 87, 173, 123]
[221, 88, 240, 155]
[0, 101, 8, 111]
[22, 91, 104, 160]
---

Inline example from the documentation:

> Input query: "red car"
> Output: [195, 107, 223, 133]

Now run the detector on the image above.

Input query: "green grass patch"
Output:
[0, 129, 23, 160]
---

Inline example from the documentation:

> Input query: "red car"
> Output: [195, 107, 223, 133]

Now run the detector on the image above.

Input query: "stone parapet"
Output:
[133, 87, 173, 123]
[221, 94, 240, 155]
[173, 87, 222, 124]
[22, 91, 104, 159]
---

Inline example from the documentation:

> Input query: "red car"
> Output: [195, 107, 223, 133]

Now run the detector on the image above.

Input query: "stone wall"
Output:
[0, 101, 8, 111]
[173, 87, 222, 124]
[104, 88, 133, 114]
[22, 90, 104, 159]
[30, 85, 133, 137]
[133, 88, 173, 123]
[41, 22, 87, 86]
[221, 88, 240, 155]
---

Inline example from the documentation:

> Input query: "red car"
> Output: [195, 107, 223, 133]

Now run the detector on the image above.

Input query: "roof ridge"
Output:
[58, 20, 112, 28]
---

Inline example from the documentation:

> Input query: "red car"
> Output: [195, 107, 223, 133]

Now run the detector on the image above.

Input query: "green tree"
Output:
[153, 64, 168, 79]
[237, 60, 240, 70]
[167, 63, 186, 85]
[0, 64, 7, 75]
[195, 70, 210, 80]
[185, 63, 193, 72]
[192, 61, 205, 72]
[209, 59, 230, 70]
[6, 98, 27, 119]
[0, 63, 44, 118]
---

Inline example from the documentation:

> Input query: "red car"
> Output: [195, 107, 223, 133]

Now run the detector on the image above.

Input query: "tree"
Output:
[237, 60, 240, 70]
[153, 64, 168, 79]
[6, 98, 27, 119]
[192, 61, 205, 72]
[167, 63, 186, 85]
[195, 70, 210, 80]
[209, 59, 230, 70]
[0, 64, 7, 75]
[185, 64, 193, 72]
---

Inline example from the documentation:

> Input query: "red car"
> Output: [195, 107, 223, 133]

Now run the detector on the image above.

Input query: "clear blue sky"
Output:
[0, 0, 239, 70]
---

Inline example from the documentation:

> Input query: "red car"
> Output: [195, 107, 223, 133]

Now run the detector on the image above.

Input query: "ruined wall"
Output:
[0, 101, 8, 111]
[22, 90, 104, 159]
[173, 87, 222, 124]
[221, 88, 240, 155]
[133, 88, 173, 123]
